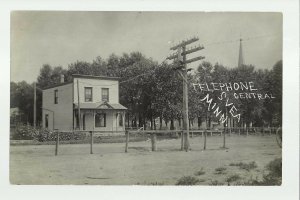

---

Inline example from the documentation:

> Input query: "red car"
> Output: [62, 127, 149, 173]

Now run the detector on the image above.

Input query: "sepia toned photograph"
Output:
[10, 11, 283, 186]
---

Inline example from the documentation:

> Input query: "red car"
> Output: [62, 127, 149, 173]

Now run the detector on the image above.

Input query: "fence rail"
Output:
[124, 127, 280, 153]
[53, 126, 280, 156]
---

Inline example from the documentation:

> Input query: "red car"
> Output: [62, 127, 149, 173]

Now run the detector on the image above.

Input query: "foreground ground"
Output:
[10, 134, 281, 185]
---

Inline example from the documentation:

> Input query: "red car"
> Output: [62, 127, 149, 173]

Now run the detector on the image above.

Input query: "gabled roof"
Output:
[74, 102, 127, 110]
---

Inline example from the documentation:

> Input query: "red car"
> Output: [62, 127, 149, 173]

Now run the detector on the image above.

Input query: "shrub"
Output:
[215, 167, 227, 174]
[266, 158, 282, 178]
[34, 129, 87, 142]
[229, 161, 257, 171]
[11, 125, 38, 140]
[225, 174, 241, 185]
[194, 168, 206, 176]
[209, 180, 224, 186]
[238, 158, 282, 186]
[176, 176, 199, 185]
[261, 158, 282, 185]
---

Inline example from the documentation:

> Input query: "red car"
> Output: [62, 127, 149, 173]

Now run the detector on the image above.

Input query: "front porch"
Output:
[73, 102, 127, 132]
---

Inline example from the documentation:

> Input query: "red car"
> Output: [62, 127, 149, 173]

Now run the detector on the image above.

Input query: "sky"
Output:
[11, 11, 282, 83]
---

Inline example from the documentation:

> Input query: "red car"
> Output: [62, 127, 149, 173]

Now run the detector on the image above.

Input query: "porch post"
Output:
[123, 111, 125, 131]
[116, 111, 118, 133]
[93, 110, 95, 130]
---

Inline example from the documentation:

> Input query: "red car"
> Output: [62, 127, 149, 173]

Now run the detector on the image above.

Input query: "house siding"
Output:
[42, 83, 73, 131]
[73, 78, 119, 104]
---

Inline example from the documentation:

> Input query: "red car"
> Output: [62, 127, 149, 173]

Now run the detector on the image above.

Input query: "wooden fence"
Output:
[53, 127, 279, 155]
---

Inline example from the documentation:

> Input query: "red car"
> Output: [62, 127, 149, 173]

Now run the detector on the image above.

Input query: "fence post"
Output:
[55, 130, 59, 156]
[181, 130, 184, 151]
[238, 128, 241, 136]
[223, 130, 226, 148]
[125, 130, 129, 153]
[204, 130, 207, 150]
[151, 133, 157, 151]
[90, 131, 93, 154]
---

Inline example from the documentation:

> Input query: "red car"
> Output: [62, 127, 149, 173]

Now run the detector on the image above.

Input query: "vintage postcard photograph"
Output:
[10, 11, 283, 186]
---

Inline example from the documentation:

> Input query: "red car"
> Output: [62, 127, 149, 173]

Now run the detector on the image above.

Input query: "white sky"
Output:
[11, 11, 282, 83]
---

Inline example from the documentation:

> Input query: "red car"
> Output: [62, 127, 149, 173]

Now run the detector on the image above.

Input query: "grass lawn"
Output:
[9, 134, 281, 185]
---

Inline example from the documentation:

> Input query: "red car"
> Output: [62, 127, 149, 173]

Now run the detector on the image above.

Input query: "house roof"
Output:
[74, 102, 127, 110]
[72, 74, 120, 81]
[42, 74, 120, 90]
[42, 82, 73, 90]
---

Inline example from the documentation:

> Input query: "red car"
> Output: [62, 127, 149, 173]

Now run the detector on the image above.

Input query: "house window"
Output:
[119, 113, 123, 126]
[95, 113, 106, 127]
[85, 87, 93, 102]
[102, 88, 109, 102]
[54, 90, 58, 104]
[45, 114, 49, 128]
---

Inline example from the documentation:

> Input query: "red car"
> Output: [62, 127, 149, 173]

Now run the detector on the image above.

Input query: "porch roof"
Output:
[74, 102, 127, 110]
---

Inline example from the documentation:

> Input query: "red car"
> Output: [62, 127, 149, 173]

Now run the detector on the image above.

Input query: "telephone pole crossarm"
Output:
[167, 45, 204, 60]
[170, 37, 199, 50]
[185, 56, 205, 64]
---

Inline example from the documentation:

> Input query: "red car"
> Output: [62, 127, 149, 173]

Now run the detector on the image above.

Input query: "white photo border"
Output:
[0, 0, 299, 200]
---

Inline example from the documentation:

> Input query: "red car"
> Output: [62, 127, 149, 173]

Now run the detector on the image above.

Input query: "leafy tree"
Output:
[10, 81, 42, 125]
[262, 60, 282, 126]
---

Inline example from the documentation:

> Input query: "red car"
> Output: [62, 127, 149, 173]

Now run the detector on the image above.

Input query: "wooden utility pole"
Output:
[167, 37, 205, 151]
[77, 79, 81, 130]
[33, 82, 36, 129]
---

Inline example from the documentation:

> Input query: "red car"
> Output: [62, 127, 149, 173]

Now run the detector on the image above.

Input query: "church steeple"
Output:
[238, 38, 244, 67]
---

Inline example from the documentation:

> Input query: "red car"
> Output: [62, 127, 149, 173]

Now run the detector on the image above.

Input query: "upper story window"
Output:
[54, 90, 58, 104]
[102, 88, 109, 102]
[85, 87, 93, 102]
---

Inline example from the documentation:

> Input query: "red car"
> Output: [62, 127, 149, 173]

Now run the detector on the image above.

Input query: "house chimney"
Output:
[60, 74, 64, 83]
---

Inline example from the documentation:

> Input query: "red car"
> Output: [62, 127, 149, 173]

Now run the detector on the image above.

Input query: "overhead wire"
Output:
[204, 33, 280, 47]
[48, 33, 280, 89]
[77, 59, 167, 87]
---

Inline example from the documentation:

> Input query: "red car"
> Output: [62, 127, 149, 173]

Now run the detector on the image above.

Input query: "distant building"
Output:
[42, 74, 127, 132]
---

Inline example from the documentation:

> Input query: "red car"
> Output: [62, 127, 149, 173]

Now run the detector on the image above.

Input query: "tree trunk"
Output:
[143, 117, 147, 130]
[170, 119, 175, 130]
[134, 116, 137, 127]
[159, 116, 162, 130]
[198, 116, 202, 129]
[138, 113, 142, 127]
[178, 118, 181, 128]
[150, 115, 153, 130]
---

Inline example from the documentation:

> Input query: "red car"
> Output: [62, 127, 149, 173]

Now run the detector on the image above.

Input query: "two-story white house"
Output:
[42, 74, 127, 132]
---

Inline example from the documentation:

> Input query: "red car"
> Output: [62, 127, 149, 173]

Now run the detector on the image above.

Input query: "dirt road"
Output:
[10, 135, 281, 185]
